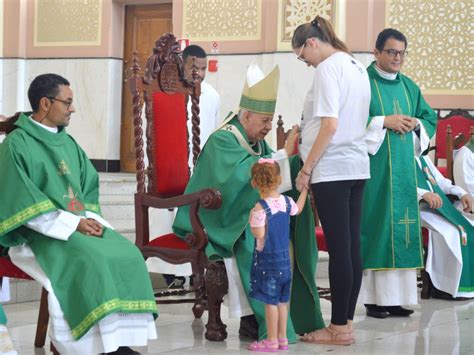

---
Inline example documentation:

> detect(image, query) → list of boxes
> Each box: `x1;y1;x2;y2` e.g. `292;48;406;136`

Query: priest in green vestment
416;154;473;299
359;29;437;319
0;74;157;354
173;64;325;342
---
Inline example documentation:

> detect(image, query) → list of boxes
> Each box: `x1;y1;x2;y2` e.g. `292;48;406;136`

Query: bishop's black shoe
104;346;141;355
431;287;469;301
365;304;389;319
385;306;414;317
239;314;259;339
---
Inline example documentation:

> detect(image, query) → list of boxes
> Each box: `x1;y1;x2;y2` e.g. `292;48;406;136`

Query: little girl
248;158;308;352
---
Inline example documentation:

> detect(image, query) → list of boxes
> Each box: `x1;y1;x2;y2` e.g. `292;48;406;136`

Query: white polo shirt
299;51;371;183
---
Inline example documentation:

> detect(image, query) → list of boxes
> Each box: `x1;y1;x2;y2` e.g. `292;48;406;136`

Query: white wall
0;52;374;159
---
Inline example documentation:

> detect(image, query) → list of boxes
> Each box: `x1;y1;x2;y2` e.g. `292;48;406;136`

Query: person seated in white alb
416;152;473;300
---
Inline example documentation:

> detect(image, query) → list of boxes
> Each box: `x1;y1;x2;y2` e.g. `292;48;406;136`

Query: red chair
432;109;474;180
128;33;228;341
0;113;50;351
276;116;328;252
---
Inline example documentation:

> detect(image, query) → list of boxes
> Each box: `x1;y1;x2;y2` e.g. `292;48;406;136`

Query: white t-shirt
186;80;220;153
299;51;371;183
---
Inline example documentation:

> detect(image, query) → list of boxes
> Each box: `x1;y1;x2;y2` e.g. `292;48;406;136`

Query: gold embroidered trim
0;200;55;234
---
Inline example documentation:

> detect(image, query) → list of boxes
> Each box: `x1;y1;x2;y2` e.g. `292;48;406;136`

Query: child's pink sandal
248;339;278;352
278;338;289;350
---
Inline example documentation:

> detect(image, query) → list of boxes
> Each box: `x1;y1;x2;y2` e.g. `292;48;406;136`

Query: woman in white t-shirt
292;16;371;345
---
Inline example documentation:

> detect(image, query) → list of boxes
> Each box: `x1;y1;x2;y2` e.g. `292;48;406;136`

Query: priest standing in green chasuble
173;63;325;341
0;74;157;355
359;28;437;319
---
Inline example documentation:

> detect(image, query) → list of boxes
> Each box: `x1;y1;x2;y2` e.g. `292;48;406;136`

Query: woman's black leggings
311;179;366;325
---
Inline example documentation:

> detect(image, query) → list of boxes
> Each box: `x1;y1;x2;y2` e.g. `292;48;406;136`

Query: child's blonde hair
251;159;281;195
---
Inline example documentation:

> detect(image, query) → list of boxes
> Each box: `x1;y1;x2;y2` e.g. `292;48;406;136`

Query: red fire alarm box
208;59;218;72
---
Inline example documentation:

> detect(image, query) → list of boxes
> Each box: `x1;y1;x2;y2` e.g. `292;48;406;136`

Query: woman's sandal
301;327;354;346
248;339;279;352
278;338;289;350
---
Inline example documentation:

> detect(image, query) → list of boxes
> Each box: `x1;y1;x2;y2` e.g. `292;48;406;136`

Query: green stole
0;113;157;339
173;114;325;341
361;63;437;270
0;305;6;325
417;157;474;292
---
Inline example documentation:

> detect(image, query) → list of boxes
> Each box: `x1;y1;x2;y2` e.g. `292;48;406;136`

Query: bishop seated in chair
173;63;325;342
0;74;157;355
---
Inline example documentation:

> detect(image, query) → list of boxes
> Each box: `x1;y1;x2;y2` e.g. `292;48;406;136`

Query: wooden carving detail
129;51;146;193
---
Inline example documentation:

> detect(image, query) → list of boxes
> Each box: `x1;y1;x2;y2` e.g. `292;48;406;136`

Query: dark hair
182;45;207;62
292;15;349;53
375;28;407;51
28;73;70;112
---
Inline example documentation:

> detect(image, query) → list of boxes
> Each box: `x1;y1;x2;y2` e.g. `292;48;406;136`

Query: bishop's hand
384;114;416;134
285;125;299;157
422;192;443;209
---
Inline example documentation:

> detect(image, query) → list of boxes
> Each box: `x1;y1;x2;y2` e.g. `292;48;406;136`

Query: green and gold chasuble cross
361;62;437;270
0;113;157;340
417;157;474;293
173;114;325;341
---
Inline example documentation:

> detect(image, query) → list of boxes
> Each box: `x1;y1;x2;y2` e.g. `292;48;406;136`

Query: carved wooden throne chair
128;33;228;341
0;113;50;351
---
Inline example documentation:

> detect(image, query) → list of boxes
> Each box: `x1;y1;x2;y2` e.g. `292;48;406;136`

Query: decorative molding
277;0;339;51
387;0;473;95
182;0;262;41
34;0;102;47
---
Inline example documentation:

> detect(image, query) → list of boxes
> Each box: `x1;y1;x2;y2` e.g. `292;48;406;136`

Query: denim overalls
249;196;292;305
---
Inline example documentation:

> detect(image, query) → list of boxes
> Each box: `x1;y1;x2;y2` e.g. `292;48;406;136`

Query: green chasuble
173;114;324;341
0;113;157;340
417;157;474;293
361;62;437;270
0;305;6;325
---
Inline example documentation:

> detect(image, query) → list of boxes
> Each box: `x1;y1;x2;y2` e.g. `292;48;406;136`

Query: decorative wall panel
182;0;262;41
277;0;336;51
387;0;473;94
34;0;102;47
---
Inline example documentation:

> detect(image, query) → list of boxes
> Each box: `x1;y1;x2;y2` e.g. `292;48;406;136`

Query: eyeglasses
48;97;73;110
381;49;408;58
297;43;308;63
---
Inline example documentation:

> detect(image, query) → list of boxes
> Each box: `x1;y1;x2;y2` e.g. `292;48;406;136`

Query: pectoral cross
398;208;416;247
393;99;406;141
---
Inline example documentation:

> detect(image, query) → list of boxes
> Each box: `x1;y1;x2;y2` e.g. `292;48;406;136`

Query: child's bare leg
265;304;279;342
277;303;288;340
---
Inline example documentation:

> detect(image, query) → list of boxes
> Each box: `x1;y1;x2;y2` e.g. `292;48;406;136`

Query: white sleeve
25;210;81;241
85;211;114;230
413;119;430;157
271;149;292;193
424;156;467;198
366;116;387;155
313;64;339;118
214;93;221;129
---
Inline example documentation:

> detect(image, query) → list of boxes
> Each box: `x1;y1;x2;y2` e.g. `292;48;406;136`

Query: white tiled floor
4;280;474;355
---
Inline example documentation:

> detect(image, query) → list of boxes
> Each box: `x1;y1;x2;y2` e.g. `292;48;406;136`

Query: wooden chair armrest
135;188;222;251
140;188;222;210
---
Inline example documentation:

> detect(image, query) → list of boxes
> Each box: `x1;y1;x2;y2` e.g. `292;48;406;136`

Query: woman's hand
296;169;311;192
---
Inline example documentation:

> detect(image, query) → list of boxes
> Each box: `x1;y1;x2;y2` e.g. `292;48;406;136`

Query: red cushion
0;257;32;279
315;226;328;252
437;166;448;178
422;227;430;247
148;233;190;250
153;92;190;196
435;115;473;160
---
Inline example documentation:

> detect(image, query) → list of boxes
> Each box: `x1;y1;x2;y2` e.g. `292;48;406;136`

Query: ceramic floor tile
3;282;474;354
